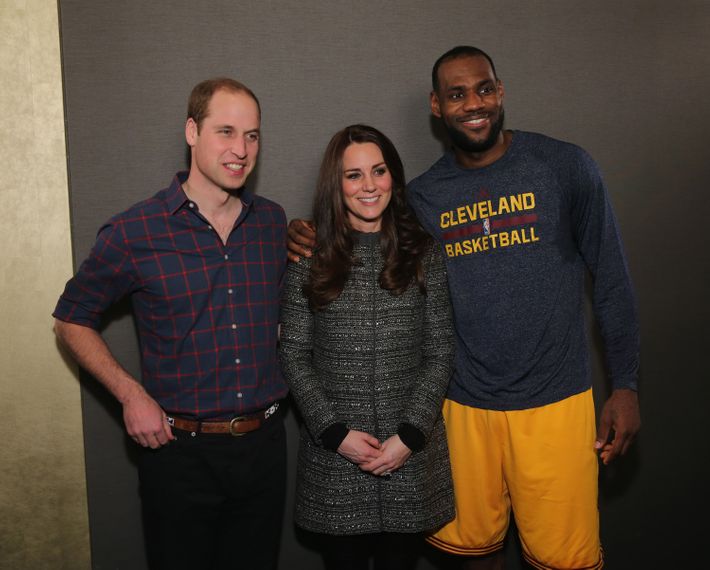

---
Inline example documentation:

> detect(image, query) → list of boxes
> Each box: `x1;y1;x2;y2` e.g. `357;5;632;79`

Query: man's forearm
53;319;145;404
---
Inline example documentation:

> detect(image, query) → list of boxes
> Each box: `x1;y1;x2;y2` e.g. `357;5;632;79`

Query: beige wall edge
0;0;90;568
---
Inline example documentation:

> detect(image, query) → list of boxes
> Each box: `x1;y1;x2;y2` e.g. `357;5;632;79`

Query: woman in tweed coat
279;125;455;570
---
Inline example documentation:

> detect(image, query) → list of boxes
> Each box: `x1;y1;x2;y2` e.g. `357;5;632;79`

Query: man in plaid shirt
54;78;288;570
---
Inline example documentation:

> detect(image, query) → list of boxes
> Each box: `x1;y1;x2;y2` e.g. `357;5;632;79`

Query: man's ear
497;79;505;101
430;91;442;118
185;118;198;146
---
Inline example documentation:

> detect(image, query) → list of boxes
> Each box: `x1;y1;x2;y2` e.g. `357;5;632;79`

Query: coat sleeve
399;244;455;439
279;258;343;443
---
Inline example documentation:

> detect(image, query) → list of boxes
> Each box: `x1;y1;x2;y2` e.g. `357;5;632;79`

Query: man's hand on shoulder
287;219;316;262
595;388;641;465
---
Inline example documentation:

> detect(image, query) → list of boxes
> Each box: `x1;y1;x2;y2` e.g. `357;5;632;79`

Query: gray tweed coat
279;232;455;535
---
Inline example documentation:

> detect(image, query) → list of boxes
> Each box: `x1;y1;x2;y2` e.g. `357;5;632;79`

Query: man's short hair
431;46;498;91
187;77;261;131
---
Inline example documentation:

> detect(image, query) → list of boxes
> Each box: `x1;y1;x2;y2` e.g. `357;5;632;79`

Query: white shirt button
235;358;241;364
237;392;243;398
231;323;237;329
224;254;229;260
228;289;233;294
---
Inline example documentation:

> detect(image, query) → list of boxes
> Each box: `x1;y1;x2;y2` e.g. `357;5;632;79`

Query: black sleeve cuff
320;423;349;451
397;423;426;452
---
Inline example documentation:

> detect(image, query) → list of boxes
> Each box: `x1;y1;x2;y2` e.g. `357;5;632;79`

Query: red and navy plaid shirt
54;172;288;420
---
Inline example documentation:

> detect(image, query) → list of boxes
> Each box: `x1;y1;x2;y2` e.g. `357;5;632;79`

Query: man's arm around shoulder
54;319;173;448
286;219;316;262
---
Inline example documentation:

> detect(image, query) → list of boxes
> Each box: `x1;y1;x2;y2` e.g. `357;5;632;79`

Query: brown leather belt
166;402;280;436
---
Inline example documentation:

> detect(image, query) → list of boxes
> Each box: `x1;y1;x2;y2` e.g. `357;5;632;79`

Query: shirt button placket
225;250;240;395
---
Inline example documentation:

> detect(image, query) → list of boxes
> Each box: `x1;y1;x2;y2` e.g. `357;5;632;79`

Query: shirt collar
165;171;190;214
164;171;255;215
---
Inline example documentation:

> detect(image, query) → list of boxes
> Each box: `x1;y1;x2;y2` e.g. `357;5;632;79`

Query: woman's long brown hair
304;124;431;310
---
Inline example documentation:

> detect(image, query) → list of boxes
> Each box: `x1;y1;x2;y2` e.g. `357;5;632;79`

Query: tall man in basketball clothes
54;78;288;570
287;47;640;570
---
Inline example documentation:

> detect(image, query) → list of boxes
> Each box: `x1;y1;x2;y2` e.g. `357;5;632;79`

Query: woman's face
341;142;393;233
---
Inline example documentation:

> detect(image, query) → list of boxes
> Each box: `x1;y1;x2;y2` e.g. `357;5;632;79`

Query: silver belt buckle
229;416;247;437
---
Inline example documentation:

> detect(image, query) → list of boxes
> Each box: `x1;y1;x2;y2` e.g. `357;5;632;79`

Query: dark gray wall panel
59;1;709;568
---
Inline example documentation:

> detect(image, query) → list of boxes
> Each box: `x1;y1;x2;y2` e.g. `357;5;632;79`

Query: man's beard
446;107;505;154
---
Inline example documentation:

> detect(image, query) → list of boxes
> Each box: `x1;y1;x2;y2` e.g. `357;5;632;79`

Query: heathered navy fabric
406;131;639;411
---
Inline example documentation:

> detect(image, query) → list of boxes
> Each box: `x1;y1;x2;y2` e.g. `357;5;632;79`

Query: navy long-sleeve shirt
406;131;639;411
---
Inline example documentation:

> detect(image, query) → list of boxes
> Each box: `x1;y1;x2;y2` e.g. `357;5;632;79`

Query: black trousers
321;532;422;570
138;415;287;570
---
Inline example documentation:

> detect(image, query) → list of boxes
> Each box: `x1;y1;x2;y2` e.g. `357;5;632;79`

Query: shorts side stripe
523;547;604;570
425;534;504;557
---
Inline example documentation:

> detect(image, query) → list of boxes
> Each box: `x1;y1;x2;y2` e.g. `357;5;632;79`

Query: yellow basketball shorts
427;389;603;570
